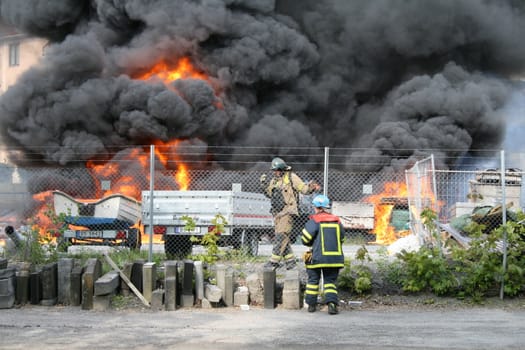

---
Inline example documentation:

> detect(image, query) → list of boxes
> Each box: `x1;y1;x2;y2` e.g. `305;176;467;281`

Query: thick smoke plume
1;0;524;172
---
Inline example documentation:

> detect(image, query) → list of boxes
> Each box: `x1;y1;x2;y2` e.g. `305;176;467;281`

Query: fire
153;140;191;191
135;56;224;110
25;58;215;247
365;182;409;245
86;149;151;199
31;190;61;243
137;57;208;83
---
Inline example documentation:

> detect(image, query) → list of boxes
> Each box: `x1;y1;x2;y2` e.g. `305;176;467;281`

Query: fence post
500;150;507;300
148;144;155;263
323;147;329;196
430;154;443;255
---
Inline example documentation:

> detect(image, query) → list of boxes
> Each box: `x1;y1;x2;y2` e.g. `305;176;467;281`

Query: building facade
0;22;47;93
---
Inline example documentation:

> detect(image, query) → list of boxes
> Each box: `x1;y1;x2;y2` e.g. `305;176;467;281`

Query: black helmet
271;157;291;171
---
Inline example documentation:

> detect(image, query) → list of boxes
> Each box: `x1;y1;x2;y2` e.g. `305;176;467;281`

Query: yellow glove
302;250;312;264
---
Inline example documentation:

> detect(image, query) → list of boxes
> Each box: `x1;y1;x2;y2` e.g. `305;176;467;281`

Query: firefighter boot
328;302;339;315
307;304;316;313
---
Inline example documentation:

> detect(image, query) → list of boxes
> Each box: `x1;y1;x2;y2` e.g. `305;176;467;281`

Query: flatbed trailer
141;189;274;256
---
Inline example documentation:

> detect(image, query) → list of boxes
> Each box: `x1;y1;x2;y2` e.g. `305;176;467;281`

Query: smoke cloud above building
0;0;524;171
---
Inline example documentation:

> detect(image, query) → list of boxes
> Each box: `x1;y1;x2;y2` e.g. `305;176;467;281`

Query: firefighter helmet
312;194;330;209
271;157;291;171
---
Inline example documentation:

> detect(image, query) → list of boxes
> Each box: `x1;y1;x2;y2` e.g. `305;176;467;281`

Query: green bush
336;245;373;295
397;246;458;296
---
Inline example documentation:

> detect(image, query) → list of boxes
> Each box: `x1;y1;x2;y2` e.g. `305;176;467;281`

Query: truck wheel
126;228;141;250
165;235;192;258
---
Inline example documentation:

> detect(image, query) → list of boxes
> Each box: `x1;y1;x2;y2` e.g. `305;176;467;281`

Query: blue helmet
312;194;330;208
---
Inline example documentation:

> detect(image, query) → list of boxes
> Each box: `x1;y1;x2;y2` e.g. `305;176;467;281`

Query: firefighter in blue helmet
301;194;345;314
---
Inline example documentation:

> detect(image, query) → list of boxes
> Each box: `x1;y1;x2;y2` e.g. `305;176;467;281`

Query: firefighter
301;194;345;315
260;157;320;270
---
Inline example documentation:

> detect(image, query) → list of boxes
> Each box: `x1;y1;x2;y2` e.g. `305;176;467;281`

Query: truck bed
141;190;274;235
331;201;375;231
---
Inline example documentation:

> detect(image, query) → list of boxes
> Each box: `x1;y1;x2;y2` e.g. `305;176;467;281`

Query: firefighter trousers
269;232;294;263
305;267;340;306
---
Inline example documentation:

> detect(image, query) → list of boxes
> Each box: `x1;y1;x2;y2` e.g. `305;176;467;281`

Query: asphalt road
1;305;524;350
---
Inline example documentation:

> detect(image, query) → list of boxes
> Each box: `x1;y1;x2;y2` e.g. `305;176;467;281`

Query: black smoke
0;0;524;172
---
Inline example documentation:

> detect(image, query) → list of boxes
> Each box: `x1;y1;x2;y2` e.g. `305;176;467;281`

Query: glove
302;250;312;264
260;174;267;183
308;181;321;193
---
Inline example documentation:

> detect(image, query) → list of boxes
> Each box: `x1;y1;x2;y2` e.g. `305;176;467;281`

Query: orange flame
135;56;224;109
365;182;408;245
86;149;150;199
137;57;208;83
31;190;60;242
153;140;191;191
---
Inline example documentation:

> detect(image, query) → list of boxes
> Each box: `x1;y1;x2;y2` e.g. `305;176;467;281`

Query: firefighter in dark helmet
301;194;345;315
260;157;320;270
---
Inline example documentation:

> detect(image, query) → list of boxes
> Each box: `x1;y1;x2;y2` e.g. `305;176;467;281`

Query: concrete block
182;260;193;295
15;269;29;305
70;266;83;306
180;260;194;307
41;262;58;306
215;264;226;299
82;258;102;310
194;261;204;301
164;277;177;311
0;267;15;309
93;294;112;312
120;263;133;297
263;267;276;309
57;258;74;305
30;270;41;305
131;260;145;293
181;294;194;307
201;298;212;309
151;289;164;311
142;262;156;303
223;267;234;307
95;271;120;296
284;269;300;291
282;290;301;309
204;283;222;303
234;286;249;306
246;273;264;305
164;260;178;279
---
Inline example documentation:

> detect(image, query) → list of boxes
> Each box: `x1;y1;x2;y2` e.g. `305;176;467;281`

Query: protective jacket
263;171;314;234
301;212;345;269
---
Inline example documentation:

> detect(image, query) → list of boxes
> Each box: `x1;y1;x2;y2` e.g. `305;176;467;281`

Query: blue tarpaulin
64;216;133;229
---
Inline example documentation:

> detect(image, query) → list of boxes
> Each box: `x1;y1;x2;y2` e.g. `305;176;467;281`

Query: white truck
141;186;274;256
52;190;142;249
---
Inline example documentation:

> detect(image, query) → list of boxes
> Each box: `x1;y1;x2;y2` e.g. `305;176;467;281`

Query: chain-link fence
0;148;524;265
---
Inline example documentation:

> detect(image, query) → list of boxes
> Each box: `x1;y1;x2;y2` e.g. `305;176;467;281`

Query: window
9;42;19;66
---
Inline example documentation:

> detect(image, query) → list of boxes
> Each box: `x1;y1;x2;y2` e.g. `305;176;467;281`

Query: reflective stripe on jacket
301;212;345;269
